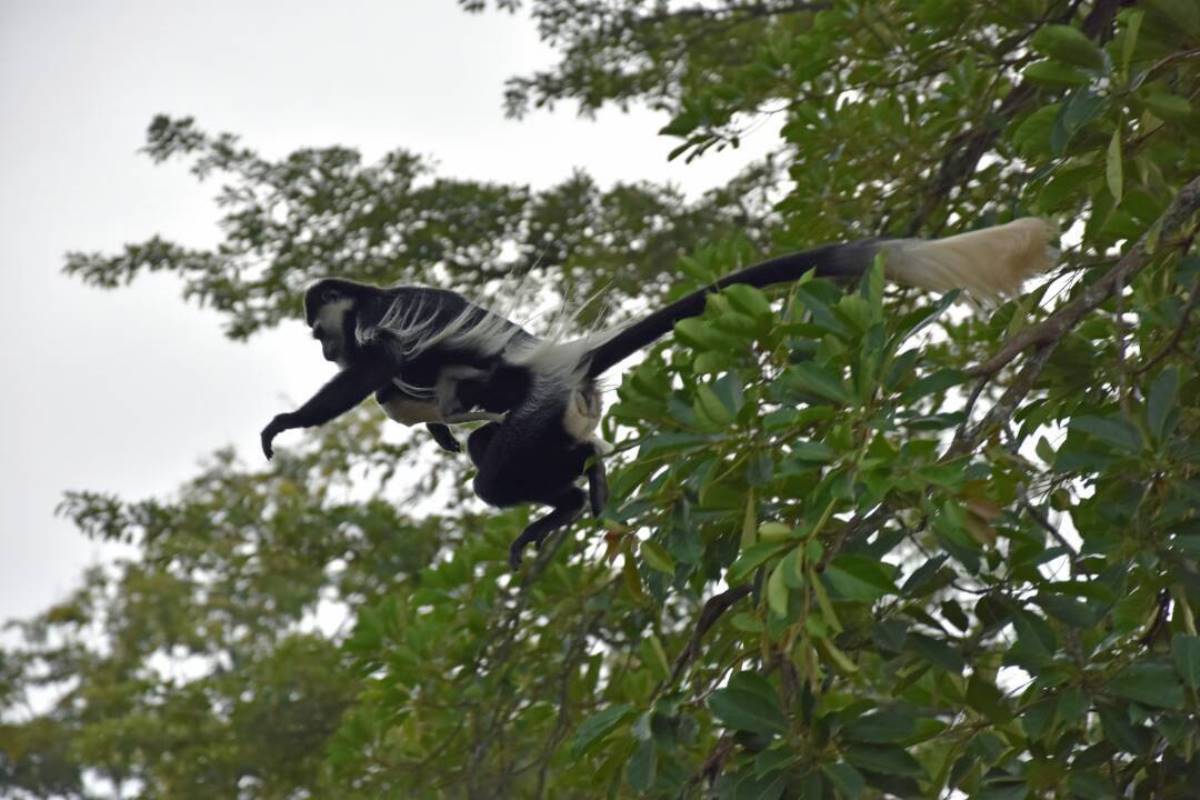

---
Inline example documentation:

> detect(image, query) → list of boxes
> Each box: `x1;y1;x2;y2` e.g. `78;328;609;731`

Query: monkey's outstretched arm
261;363;391;459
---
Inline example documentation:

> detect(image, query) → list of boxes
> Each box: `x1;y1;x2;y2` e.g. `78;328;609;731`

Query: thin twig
663;584;753;689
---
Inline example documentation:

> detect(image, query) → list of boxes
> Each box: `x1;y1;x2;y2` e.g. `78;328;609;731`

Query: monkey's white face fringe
881;217;1059;304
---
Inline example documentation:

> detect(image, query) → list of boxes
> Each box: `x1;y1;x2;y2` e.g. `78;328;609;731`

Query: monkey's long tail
584;217;1058;378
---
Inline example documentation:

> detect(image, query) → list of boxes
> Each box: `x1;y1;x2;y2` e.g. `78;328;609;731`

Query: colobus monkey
262;218;1058;567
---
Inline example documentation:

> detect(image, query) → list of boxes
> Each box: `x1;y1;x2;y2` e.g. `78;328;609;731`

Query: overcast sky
0;0;772;623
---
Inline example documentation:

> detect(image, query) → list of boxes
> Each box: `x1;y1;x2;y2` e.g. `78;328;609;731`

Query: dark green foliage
5;1;1200;797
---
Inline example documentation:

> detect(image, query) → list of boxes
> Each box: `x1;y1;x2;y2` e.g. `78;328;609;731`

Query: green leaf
1036;162;1097;212
1121;10;1143;71
1031;24;1106;70
675;317;726;351
1146;0;1200;35
821;763;865;799
1107;663;1185;709
708;688;789;736
1146;366;1179;442
1058;686;1089;724
695;351;733;374
570;703;635;756
966;673;1013;723
794;284;853;338
727;671;779;699
790;440;836;462
787;362;854;405
724;283;774;319
861;257;885;310
843;711;916;744
694;383;735;428
1052;90;1106;155
1013;104;1062;158
638;432;715;457
894;290;958;341
1035;593;1100;628
729;541;787;584
810;567;844;634
899;369;966;404
1172;535;1200;557
753;746;798;779
1021;697;1057;740
640;541;676;575
941;599;969;632
907;632;965;673
1069;414;1142;452
823;556;898;602
1007;610;1057;669
1023;60;1090;87
842;744;926;778
1142;92;1194;122
627;737;657;792
767;562;790;617
1106;129;1122;205
1171;634;1200;689
1099;704;1150;753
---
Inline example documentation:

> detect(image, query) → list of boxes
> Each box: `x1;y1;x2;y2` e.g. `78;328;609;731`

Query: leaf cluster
5;1;1200;798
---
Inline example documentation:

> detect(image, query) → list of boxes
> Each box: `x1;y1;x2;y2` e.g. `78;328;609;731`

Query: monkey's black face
310;297;355;366
313;324;341;363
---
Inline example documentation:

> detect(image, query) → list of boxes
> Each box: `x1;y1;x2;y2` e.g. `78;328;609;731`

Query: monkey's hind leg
509;487;586;570
586;457;608;519
426;422;462;453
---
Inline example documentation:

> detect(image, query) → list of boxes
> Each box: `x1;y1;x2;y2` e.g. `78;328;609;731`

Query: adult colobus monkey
261;218;1058;567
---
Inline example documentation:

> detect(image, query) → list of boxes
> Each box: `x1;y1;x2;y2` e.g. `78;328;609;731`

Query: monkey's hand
586;460;608;518
426;423;461;453
260;413;295;460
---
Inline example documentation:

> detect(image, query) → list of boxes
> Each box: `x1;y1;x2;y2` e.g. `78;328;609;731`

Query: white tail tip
882;217;1060;303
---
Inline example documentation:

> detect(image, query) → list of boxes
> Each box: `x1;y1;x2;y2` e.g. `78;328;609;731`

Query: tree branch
665;585;753;687
949;173;1200;453
969;174;1200;380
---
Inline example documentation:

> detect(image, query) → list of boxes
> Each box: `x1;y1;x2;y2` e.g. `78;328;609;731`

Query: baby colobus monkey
262;218;1058;567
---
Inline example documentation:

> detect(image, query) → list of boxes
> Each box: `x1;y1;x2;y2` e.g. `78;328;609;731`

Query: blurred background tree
4;1;1200;797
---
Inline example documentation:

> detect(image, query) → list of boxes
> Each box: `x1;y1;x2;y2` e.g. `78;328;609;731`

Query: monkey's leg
426;423;461;453
435;364;491;420
585;456;608;518
443;410;508;424
466;422;502;469
509;487;586;570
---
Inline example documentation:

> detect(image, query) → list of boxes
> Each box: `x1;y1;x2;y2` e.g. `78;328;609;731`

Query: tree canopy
5;1;1200;798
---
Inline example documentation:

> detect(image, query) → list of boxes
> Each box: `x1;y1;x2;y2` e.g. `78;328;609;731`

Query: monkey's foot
507;488;587;570
586;460;608;518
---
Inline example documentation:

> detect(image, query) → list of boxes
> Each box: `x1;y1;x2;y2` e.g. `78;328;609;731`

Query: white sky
0;0;772;623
